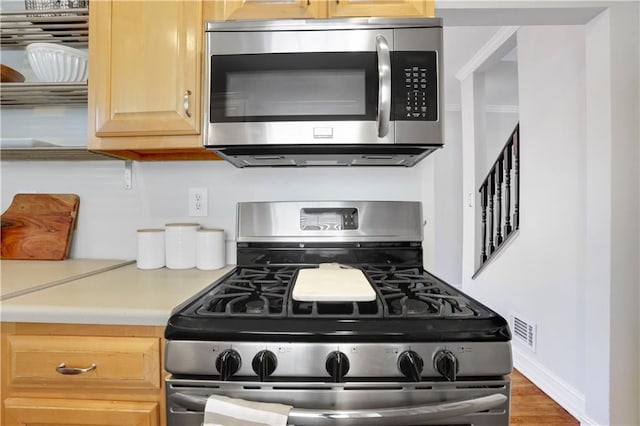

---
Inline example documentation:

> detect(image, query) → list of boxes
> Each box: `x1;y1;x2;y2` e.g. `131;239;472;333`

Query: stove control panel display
300;207;358;231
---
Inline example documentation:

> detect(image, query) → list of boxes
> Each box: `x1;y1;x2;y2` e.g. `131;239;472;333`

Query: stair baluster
488;170;496;254
504;142;513;236
496;154;504;246
480;183;488;263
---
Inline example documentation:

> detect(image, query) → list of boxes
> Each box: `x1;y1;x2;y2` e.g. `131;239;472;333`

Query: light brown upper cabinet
204;0;434;21
88;0;218;160
204;0;327;21
328;0;434;18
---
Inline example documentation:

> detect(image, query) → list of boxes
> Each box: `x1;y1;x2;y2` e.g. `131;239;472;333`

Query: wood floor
510;369;579;425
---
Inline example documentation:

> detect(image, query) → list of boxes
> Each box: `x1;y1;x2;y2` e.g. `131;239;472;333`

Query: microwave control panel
392;51;438;121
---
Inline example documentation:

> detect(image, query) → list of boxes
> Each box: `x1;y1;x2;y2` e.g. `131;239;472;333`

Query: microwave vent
214;146;439;168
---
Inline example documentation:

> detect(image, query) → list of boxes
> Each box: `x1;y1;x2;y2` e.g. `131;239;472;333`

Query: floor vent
510;313;536;352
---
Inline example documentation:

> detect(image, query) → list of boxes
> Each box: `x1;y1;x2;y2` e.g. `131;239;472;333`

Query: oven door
167;377;510;426
203;29;394;146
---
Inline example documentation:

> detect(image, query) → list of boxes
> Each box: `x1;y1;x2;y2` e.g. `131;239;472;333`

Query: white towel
204;395;292;426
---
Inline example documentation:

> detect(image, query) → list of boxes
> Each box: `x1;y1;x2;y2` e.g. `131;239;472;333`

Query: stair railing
478;124;520;270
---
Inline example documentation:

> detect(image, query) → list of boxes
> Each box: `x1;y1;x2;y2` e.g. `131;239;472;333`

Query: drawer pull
56;363;97;375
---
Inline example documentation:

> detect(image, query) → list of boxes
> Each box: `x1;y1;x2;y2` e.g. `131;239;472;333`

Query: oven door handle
169;392;507;425
375;34;391;139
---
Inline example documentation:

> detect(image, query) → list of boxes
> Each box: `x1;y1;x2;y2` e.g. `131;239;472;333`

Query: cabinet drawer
4;397;159;426
7;335;160;390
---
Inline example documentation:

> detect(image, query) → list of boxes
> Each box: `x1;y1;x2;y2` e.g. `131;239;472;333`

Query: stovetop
165;202;510;343
189;265;480;319
165;263;510;343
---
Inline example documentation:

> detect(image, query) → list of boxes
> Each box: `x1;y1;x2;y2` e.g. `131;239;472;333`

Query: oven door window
210;52;377;123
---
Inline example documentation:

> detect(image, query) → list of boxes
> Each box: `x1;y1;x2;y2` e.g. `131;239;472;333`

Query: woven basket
25;0;88;10
24;0;88;21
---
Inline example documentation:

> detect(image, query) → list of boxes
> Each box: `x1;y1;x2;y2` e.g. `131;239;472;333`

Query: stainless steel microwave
203;18;443;167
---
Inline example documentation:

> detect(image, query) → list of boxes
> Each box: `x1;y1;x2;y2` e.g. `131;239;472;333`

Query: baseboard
512;346;595;425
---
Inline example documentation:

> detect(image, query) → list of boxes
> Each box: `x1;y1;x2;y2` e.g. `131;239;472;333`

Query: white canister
136;229;165;270
196;228;225;270
165;223;200;269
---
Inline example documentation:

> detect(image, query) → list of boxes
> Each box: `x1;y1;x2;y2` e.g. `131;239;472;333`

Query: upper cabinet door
328;0;434;18
90;1;201;137
204;0;327;20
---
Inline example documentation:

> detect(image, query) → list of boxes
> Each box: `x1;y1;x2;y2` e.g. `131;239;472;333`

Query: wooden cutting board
1;194;80;260
292;263;376;302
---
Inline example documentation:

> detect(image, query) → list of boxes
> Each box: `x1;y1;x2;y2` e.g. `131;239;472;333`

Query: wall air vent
510;313;537;352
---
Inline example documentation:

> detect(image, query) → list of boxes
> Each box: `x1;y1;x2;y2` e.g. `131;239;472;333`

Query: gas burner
391;298;432;315
245;299;265;314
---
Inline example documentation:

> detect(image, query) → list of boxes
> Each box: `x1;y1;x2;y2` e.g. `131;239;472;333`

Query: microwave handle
376;35;391;139
169;392;506;425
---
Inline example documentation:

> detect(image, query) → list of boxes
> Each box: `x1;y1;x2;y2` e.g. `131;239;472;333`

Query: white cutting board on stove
292;263;376;302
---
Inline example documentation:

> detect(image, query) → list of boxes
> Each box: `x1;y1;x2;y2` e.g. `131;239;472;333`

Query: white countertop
0;263;235;326
0;259;133;300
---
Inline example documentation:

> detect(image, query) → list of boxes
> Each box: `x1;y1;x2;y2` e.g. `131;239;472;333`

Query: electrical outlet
188;187;208;217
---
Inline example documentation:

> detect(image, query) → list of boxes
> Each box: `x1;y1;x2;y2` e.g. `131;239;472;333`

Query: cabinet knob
56;363;97;375
184;90;192;118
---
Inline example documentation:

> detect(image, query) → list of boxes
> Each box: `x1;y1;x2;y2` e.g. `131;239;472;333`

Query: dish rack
1;3;88;106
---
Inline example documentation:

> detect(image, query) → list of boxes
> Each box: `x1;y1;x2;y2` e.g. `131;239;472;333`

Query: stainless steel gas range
165;201;512;426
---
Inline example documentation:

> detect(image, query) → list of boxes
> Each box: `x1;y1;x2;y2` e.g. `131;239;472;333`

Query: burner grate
194;266;297;317
289;298;383;318
190;265;479;319
363;265;478;318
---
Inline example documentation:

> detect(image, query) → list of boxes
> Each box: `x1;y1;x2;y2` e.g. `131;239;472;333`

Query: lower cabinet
1;323;165;426
4;398;158;426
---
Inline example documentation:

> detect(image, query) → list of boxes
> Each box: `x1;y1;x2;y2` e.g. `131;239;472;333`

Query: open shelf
1;82;87;106
0;8;88;47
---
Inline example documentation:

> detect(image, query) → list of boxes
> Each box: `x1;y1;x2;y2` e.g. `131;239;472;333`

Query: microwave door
210;53;376;122
204;29;395;146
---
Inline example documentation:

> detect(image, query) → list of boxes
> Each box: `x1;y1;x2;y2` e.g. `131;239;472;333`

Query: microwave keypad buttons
392;51;438;121
404;67;428;118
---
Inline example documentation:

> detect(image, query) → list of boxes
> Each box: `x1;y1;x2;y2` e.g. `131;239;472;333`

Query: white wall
434;110;463;285
458;5;640;423
483;60;519;172
462;23;587;406
0;160;438;268
484;111;518;171
437;26;504;286
599;4;640;423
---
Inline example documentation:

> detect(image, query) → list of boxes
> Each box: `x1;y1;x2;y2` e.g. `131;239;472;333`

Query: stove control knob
434;349;459;382
325;351;350;382
398;350;424;382
252;350;277;381
215;349;241;381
